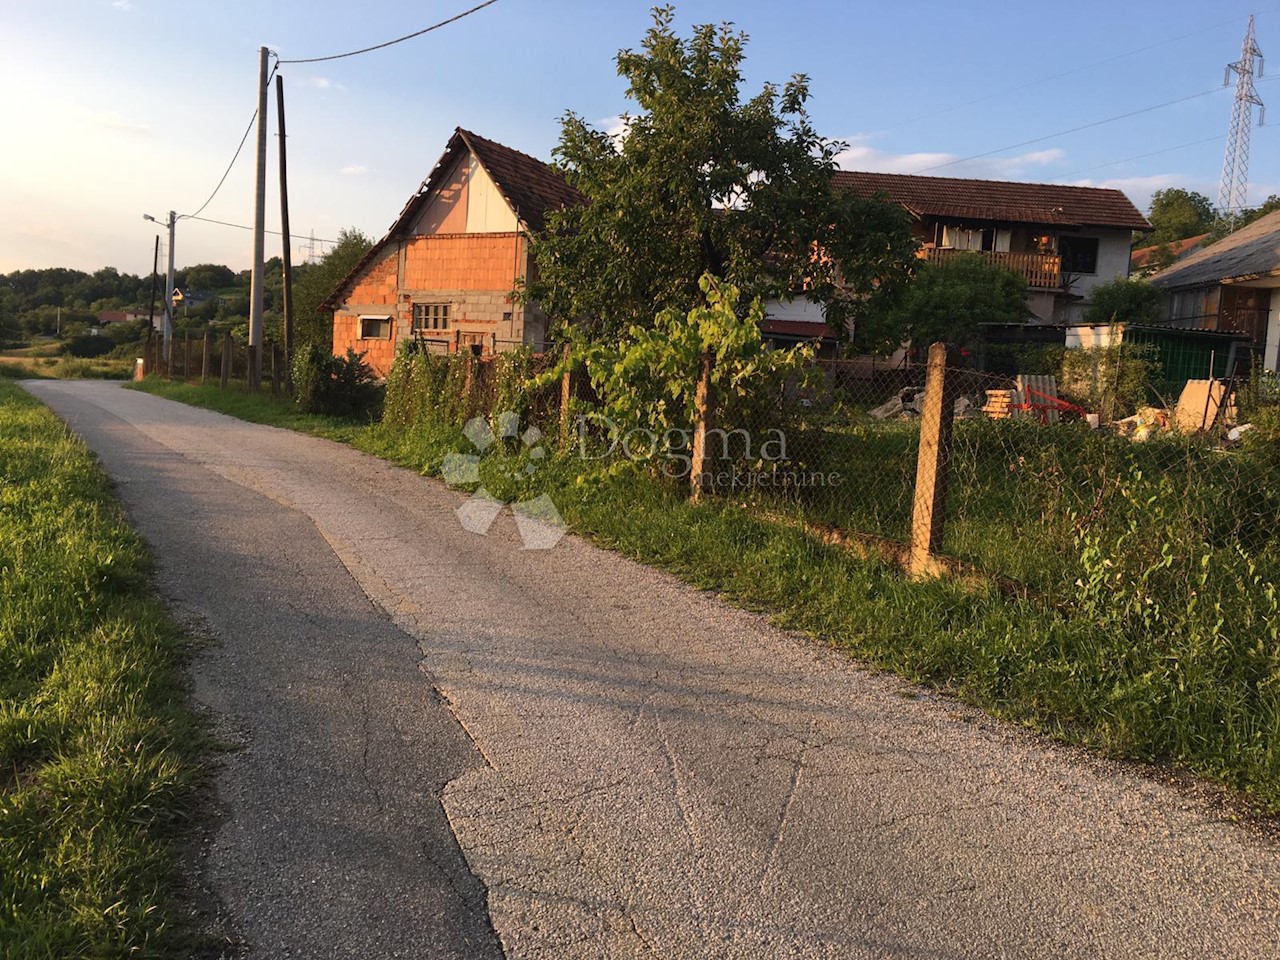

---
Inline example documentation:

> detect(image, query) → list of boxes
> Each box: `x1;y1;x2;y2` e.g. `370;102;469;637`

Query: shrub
61;334;115;358
1083;277;1163;327
291;345;380;418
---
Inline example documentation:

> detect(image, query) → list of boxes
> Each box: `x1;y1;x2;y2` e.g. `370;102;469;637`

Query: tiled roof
458;129;581;232
1150;210;1280;290
1129;232;1210;270
832;171;1150;231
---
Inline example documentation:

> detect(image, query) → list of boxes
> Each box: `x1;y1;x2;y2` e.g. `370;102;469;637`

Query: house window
412;303;450;332
1058;236;1099;275
359;315;393;340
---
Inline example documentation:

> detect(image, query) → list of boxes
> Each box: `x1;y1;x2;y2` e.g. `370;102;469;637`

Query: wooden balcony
922;248;1062;289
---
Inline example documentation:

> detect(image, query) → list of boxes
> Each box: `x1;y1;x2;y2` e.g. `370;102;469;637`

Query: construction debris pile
870;374;1252;442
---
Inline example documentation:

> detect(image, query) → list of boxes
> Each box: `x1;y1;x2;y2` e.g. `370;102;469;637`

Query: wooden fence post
689;348;716;503
220;332;232;389
558;341;573;451
183;335;191;380
202;331;213;383
909;342;958;578
271;343;282;396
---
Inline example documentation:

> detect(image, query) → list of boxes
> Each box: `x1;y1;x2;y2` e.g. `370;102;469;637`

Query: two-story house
763;172;1148;348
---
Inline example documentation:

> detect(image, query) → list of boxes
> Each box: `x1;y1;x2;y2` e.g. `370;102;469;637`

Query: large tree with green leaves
1139;188;1216;247
527;6;916;341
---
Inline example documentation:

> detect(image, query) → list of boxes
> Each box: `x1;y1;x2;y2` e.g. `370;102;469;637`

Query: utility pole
164;210;175;361
276;73;295;381
247;45;270;392
146;235;159;343
1218;15;1265;229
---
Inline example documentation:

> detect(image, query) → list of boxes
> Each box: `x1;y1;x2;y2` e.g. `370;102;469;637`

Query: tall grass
131;377;1280;811
0;381;203;957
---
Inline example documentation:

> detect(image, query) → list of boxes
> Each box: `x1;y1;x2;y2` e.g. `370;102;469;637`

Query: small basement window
412;303;450;332
359;315;393;340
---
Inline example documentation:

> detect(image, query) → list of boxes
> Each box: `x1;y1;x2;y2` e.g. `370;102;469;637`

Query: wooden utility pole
909;343;958;578
276;73;295;386
247;46;270;392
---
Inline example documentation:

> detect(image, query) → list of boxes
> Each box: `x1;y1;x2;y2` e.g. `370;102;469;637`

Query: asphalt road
23;380;1280;960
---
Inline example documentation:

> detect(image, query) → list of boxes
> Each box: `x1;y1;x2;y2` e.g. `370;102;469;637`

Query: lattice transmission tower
1218;15;1265;224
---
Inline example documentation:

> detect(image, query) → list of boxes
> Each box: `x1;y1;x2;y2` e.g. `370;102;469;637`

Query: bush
61;334;115;358
1083;277;1163;326
291;345;380;418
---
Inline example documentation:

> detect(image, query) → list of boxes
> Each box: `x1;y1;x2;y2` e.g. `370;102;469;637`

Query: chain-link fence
379;337;1280;606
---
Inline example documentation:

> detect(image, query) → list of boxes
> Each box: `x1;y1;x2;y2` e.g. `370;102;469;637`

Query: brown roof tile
832;170;1149;231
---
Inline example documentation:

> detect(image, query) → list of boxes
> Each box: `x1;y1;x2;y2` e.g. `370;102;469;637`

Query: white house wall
762;298;827;324
1265;289;1280;371
465;158;518;233
410;153;518;236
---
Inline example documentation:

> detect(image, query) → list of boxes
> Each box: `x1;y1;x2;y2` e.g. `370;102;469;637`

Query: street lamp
143;211;176;361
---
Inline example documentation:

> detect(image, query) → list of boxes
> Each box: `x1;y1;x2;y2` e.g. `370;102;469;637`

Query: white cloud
835;134;1065;180
597;114;631;147
92;111;151;135
111;0;132;10
307;76;345;92
339;165;370;176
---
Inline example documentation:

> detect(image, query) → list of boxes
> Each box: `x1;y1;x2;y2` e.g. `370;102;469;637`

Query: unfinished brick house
324;128;580;376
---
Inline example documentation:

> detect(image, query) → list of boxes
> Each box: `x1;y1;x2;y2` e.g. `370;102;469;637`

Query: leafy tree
868;253;1028;350
1139;188;1216;247
1083;277;1163;327
292;228;374;351
182;263;237;291
527;6;917;341
1208;193;1280;240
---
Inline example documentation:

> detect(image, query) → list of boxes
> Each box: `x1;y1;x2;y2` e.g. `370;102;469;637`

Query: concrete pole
247;45;270;392
163;211;176;361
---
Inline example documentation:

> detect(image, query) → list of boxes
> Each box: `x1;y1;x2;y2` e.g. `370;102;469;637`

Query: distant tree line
0;228;372;350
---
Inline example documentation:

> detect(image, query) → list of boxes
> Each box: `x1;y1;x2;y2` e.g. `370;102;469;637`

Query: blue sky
1;1;1275;276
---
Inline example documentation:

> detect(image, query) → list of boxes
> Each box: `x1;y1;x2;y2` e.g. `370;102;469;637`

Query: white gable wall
410;152;518;236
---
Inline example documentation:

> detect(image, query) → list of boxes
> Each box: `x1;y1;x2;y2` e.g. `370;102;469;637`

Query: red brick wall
332;233;525;378
402;234;520;290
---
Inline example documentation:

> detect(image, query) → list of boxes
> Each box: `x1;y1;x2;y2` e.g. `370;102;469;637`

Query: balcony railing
922;248;1062;289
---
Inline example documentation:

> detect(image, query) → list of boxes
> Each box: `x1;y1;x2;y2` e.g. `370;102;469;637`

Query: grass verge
0;380;204;957
129;378;1280;813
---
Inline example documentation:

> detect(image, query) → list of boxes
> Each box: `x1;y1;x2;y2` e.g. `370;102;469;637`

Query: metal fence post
909;342;957;578
690;348;716;503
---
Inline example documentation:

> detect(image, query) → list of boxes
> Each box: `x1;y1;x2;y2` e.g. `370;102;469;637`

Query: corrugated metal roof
832;171;1149;230
1149;210;1280;290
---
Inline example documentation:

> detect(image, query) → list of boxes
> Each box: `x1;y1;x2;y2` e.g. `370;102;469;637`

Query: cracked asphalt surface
23;380;1280;959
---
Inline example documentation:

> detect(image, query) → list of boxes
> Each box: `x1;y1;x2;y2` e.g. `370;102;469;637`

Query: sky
1;0;1276;278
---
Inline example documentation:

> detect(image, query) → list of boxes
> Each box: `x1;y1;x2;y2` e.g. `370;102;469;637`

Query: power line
182;63;279;221
277;0;500;64
881;14;1256;133
913;86;1225;175
1050;134;1227;181
185;214;341;245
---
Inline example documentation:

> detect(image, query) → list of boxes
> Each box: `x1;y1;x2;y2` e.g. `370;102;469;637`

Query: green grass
129;378;371;443
0;381;204;957
126;378;1280;813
